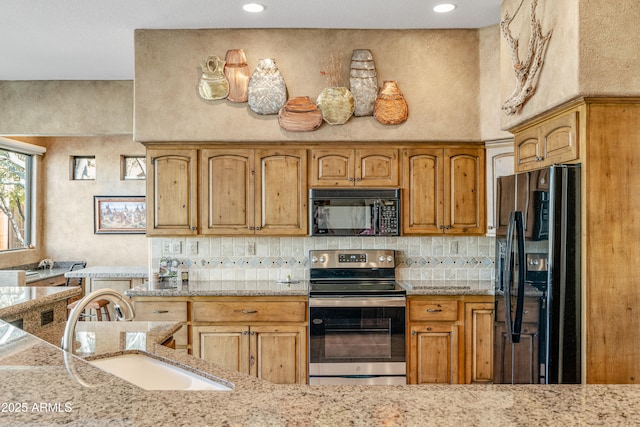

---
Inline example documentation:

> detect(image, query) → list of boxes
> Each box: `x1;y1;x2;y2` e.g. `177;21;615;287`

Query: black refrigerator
494;165;581;384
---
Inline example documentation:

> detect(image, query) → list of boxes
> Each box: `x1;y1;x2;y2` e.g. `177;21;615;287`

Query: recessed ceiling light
433;3;456;13
243;3;265;13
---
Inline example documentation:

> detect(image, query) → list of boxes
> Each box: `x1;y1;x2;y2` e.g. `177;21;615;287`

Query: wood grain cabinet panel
310;148;399;187
146;148;198;236
403;147;485;235
464;302;494;384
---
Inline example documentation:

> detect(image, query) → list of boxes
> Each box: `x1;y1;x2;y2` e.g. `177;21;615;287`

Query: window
0;138;44;252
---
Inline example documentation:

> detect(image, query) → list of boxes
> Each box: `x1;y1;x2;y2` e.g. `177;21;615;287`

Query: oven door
308;296;406;383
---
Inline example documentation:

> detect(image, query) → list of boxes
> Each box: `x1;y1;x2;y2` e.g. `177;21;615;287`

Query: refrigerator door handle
511;211;526;344
503;212;515;341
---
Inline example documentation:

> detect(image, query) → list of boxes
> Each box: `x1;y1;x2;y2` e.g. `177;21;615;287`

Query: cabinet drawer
134;301;187;321
28;276;66;287
495;299;540;324
410;300;458;321
193;301;306;323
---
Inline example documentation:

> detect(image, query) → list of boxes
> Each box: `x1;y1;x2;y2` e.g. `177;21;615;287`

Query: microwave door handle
511;211;526;344
373;201;380;234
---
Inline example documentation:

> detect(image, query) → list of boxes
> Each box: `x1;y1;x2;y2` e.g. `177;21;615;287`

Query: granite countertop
24;267;70;284
0;286;82;319
0;318;639;426
65;266;148;279
126;279;493;297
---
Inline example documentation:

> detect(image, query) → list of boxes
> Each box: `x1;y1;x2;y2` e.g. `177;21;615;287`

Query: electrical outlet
170;242;182;254
450;241;459;255
188;241;198;256
163;242;171;254
247;242;256;256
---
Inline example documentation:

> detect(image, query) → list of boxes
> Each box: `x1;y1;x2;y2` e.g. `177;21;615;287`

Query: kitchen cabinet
493;299;540;384
28;275;66;287
485;140;514;236
146;148;198;236
200;148;307;235
464;302;494;384
191;298;308;384
133;300;189;353
514;106;581;172
407;299;460;384
310;148;400;187
407;295;494;385
402;147;485;235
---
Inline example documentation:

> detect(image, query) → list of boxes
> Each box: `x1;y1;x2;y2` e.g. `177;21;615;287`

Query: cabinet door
485;141;514;236
514;126;542;172
255;149;307;235
201;149;254;235
134;300;189;350
355;148;400;187
193;325;250;375
409;323;459;384
540;110;578;165
402;148;443;234
146;149;198;236
464;303;494;384
444;148;485;234
310;148;354;186
250;325;307;384
493;323;539;384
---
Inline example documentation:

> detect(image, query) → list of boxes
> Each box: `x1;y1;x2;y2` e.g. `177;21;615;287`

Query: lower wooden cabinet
133;300;189;353
407;295;494;384
192;324;307;384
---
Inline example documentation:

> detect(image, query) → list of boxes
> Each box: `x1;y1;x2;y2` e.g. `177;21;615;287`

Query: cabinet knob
243;331;248;335
348;177;355;182
439;225;445;230
355;177;361;182
255;227;261;231
412;331;417;336
190;226;196;231
248;226;254;230
445;225;451;230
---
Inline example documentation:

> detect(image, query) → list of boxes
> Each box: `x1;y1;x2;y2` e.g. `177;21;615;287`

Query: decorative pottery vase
373;80;408;125
248;58;288;115
349;49;378;117
223;49;250;103
316;87;355;125
278;96;323;132
198;56;229;101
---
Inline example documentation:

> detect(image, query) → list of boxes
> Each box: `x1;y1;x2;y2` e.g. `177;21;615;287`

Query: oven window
324;318;391;359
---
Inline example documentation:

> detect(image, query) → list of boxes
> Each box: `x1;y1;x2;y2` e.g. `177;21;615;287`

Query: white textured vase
349;49;378;117
247;58;288;115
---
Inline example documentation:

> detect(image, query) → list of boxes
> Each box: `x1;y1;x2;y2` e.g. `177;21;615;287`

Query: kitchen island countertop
64;265;148;279
0;316;638;426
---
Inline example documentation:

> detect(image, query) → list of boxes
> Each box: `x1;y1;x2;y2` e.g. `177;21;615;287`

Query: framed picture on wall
94;196;146;234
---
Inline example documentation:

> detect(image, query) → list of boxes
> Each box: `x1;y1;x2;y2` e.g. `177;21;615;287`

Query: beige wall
500;0;640;129
38;135;147;267
0;81;133;135
134;28;496;142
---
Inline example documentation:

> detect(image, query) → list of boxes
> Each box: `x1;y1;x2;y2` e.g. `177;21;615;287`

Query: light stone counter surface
0;286;81;319
64;265;148;279
0;317;639;426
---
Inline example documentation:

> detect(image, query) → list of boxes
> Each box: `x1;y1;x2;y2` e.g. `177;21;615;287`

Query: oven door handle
309;296;406;308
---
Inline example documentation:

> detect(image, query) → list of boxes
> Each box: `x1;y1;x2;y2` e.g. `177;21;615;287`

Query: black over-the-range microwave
309;188;400;237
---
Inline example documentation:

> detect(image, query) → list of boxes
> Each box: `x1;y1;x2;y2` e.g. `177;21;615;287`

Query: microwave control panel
378;202;399;234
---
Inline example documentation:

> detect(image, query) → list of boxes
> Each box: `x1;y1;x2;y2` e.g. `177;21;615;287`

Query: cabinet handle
255;227;261;231
243;331;248;335
250;355;255;367
355;177;361;182
426;309;443;313
248;226;254;230
348;177;355;182
445;225;451;230
412;331;417;336
439;225;445;230
153;310;169;314
241;309;258;314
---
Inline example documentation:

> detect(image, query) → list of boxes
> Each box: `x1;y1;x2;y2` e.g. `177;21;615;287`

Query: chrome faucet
61;288;135;353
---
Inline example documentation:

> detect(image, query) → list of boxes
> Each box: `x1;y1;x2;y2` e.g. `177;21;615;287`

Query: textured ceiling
0;0;501;80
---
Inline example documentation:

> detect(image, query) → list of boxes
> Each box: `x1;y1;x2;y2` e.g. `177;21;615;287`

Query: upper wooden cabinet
402;147;485;235
146;148;198;236
485;140;514;236
201;148;307;235
514;107;581;172
310;148;400;187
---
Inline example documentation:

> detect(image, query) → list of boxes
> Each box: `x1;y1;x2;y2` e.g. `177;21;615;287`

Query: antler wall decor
501;0;552;115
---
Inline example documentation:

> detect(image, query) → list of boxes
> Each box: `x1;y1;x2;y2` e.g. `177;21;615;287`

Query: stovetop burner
309;249;405;296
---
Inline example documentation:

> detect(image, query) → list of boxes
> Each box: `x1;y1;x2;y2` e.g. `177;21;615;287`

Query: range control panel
310;249;396;269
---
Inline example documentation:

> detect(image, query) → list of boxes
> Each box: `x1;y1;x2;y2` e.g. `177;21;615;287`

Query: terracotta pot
224;49;250;103
278;96;323;132
248;59;288;115
374;80;408;125
316;87;354;125
198;56;229;101
349;49;378;117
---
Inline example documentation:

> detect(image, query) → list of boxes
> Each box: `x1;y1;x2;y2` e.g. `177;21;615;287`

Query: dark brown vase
278;96;323;132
